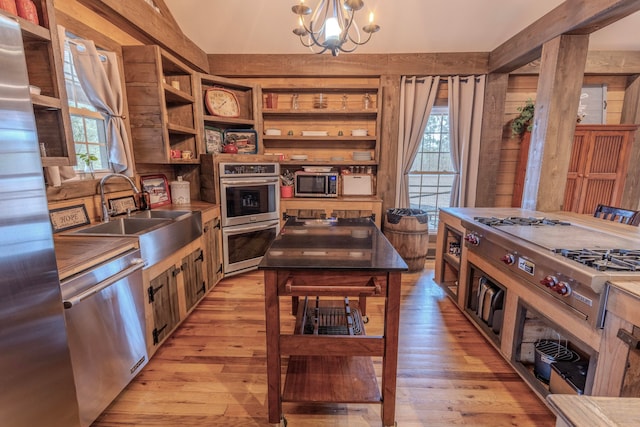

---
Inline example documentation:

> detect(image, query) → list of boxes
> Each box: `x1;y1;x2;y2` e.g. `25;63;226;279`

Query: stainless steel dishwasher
60;248;147;427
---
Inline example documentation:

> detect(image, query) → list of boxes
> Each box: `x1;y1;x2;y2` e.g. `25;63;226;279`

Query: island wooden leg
264;270;282;424
381;271;402;426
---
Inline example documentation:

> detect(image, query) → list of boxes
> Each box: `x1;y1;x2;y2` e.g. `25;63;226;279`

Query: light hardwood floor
93;262;556;426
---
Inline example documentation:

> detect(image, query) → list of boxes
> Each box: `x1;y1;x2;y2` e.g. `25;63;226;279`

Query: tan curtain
69;38;133;176
395;76;440;207
448;75;486;207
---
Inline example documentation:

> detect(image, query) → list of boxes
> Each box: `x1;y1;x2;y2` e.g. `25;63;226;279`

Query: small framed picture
109;195;138;215
49;204;90;233
204;126;224;153
224;129;258;154
140;174;171;208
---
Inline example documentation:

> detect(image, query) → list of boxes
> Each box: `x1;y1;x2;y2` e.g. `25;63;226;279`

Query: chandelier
291;0;380;56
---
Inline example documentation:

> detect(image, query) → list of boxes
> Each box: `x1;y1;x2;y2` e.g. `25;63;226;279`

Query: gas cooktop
556;249;640;272
474;216;570;227
472;216;640;273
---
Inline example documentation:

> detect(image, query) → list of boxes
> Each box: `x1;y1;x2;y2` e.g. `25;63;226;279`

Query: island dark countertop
258;217;408;271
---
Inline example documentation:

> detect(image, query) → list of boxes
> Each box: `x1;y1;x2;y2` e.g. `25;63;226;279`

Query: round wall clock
205;87;240;118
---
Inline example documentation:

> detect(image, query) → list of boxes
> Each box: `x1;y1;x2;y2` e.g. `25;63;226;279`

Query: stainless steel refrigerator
0;15;81;427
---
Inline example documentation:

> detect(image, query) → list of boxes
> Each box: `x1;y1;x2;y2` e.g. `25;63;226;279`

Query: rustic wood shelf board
283;355;381;403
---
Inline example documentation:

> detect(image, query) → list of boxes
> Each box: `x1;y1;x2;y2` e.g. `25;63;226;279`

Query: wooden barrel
383;209;429;271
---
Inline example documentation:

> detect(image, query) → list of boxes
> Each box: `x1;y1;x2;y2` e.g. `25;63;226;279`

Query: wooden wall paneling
475;73;508;207
522;35;589;212
513;51;640;75
620;75;640;210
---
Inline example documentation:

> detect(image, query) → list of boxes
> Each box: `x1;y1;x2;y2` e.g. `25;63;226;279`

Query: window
63;38;109;174
408;106;454;231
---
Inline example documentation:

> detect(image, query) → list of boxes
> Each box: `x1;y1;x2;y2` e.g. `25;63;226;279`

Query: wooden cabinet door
203;218;223;289
564;126;634;214
148;265;180;345
182;248;205;311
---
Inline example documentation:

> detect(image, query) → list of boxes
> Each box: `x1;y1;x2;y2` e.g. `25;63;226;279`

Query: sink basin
71;218;171;235
67;211;203;268
129;210;193;220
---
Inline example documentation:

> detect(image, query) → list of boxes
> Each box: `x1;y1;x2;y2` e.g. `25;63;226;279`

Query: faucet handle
139;191;151;210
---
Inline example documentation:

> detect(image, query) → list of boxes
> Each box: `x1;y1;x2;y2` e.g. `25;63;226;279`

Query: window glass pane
409;108;452;230
64;35;110;174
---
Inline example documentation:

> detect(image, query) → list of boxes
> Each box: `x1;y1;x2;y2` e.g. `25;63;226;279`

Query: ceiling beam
489;0;640;74
76;0;209;73
208;53;489;77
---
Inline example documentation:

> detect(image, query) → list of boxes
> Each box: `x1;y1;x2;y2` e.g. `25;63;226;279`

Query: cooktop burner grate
474;216;571;227
556;248;640;272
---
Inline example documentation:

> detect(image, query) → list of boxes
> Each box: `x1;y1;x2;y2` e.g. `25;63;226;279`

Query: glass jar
362;93;372;110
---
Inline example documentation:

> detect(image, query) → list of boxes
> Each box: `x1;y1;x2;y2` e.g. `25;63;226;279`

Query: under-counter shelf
443;252;460;269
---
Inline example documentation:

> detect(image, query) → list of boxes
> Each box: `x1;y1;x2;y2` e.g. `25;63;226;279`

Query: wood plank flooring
93;262;556;426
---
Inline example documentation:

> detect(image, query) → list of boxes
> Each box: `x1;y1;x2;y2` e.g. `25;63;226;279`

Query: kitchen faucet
99;173;140;222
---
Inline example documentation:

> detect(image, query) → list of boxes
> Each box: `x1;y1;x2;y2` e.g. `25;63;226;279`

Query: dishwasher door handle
63;259;145;309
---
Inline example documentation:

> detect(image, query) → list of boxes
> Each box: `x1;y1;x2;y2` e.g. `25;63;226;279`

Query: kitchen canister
15;0;39;25
0;0;17;15
170;176;190;205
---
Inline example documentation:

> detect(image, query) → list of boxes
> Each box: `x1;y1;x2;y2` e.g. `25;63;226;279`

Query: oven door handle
221;178;279;185
225;223;278;234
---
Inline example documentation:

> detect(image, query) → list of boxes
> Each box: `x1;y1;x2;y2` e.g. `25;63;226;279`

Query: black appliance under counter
259;218;407;271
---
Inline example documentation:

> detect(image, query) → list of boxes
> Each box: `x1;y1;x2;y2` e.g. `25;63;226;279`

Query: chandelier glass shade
292;0;380;56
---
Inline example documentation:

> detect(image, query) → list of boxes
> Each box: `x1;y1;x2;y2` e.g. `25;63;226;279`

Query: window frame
407;105;454;232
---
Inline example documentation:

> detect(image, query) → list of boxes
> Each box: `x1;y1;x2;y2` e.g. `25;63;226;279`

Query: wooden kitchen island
258;217;408;426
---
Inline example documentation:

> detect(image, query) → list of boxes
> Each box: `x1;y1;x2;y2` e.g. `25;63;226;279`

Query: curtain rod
410;76;483;84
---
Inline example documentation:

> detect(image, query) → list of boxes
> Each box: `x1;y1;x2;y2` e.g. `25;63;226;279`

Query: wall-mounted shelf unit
2;0;75;167
260;84;381;166
122;44;199;165
195;73;258;155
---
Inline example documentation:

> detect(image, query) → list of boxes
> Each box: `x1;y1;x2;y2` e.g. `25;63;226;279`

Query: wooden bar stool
593;204;640;226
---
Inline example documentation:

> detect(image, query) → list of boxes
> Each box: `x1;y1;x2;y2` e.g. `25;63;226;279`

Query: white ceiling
164;0;640;55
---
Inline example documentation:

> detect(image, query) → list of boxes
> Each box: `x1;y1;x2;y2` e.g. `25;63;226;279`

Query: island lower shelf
283;356;381;403
282;298;381;403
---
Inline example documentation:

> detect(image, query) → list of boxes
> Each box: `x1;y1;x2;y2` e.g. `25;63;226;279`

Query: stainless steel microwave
294;171;338;197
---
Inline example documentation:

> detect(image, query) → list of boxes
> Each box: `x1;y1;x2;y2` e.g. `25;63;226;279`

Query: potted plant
511;99;535;137
77;152;98;179
280;169;294;198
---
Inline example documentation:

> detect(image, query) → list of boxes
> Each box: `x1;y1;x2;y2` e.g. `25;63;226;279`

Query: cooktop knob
551;281;572;296
500;254;515;265
464;232;480;246
540;275;558;288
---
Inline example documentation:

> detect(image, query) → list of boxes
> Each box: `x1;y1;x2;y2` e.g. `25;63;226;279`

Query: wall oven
223;219;280;275
219;162;281;275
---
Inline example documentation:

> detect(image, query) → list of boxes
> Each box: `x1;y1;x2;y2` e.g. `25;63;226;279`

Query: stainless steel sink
71;218;172;235
67;211;203;268
128;210;193;220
